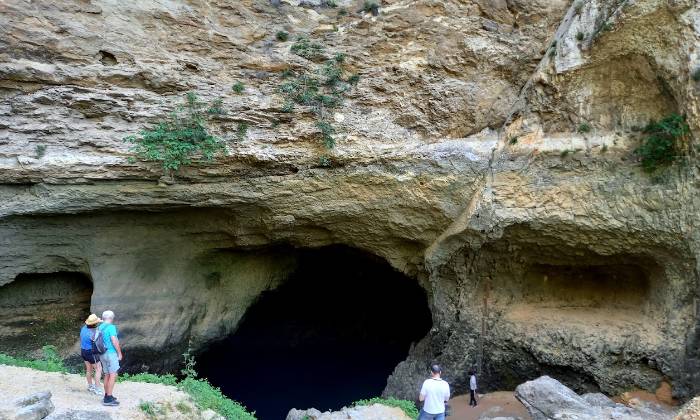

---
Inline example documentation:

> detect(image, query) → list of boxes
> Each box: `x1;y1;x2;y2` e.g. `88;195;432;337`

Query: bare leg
84;361;93;386
104;373;115;396
94;362;103;388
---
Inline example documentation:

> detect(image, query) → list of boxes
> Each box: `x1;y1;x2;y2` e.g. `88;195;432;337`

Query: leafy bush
362;1;380;14
0;345;67;373
354;397;419;418
124;92;226;176
576;31;585;41
577;122;591;133
291;36;325;61
236;122;249;140
35;144;47;159
139;400;162;418
635;113;690;173
119;372;178;386
278;47;356;149
179;377;256;420
232;82;245;94
508;135;518;145
275;31;289;42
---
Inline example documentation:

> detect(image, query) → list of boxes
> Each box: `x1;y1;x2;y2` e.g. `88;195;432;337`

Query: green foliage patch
232;82;245;94
119;372;178;386
0;345;66;373
635;113;690;173
279;46;357;150
275;31;289;42
291;36;325;61
353;397;419;418
124;92;227;176
577;122;591;134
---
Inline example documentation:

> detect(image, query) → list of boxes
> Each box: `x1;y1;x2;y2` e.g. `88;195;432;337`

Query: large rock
515;376;676;420
1;391;55;420
286;403;411;420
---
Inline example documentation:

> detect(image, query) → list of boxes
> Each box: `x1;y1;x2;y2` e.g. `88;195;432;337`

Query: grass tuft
354;397;419;418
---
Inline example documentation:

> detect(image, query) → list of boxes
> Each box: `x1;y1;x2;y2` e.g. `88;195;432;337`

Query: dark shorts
81;349;99;364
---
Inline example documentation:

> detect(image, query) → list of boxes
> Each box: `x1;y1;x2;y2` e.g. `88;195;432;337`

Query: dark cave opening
0;271;93;356
197;246;432;420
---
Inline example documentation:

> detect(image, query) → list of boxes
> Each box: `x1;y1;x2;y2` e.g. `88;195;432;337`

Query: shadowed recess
197;246;432;420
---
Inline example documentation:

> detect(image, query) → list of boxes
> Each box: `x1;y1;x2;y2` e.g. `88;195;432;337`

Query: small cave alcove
0;271;93;356
197;246;432;420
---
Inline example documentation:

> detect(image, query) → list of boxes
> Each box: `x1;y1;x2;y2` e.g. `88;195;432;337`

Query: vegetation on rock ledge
124;92;227;177
281;41;358;150
635;113;690;173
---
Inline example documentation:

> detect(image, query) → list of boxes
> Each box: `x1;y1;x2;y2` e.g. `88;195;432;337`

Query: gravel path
0;365;198;419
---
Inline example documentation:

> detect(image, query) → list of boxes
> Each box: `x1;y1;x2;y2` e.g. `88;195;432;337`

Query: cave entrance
197;246;432;420
0;272;93;356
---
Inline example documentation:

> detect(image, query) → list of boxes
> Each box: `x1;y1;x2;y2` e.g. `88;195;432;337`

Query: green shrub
207;98;225;115
362;1;380;14
577;122;591;133
278;43;357;150
176;401;193;414
560;149;570;158
291;36;325;61
275;31;289;42
508;136;518;145
318;155;332;167
35;144;47;159
124;92;226;176
232;82;245;94
354;397;419;418
139;401;161;418
576;31;585;41
179;377;256;420
119;372;178;386
635;113;690;173
236;122;249;140
0;345;67;373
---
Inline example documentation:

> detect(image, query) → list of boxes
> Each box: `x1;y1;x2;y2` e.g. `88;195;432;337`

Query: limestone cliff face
0;0;699;402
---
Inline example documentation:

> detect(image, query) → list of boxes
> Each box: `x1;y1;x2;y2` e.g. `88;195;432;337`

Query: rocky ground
0;365;205;420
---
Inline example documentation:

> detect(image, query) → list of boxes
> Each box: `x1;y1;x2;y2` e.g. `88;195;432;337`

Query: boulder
514;376;593;419
676;397;700;420
515;376;676;420
286;404;411;419
5;391;54;420
45;411;112;420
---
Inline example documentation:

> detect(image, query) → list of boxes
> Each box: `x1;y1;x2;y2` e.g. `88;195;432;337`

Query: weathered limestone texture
0;0;698;402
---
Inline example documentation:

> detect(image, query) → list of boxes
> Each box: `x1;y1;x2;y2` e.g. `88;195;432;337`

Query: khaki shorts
99;352;120;374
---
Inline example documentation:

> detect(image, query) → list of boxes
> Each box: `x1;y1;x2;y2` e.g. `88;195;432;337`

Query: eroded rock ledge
0;0;699;403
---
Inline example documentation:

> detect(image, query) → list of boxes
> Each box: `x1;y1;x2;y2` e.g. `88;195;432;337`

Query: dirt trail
0;365;196;419
448;392;531;419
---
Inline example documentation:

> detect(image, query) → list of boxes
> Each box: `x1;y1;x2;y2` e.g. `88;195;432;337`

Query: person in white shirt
418;364;450;420
469;369;478;407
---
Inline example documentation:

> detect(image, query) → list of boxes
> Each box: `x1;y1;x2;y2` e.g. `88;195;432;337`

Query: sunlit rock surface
0;0;699;402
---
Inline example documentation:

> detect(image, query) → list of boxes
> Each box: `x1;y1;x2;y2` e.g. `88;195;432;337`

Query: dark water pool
197;246;432;419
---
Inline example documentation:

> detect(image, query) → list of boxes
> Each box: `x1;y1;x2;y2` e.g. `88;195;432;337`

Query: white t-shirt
420;378;450;414
470;375;477;391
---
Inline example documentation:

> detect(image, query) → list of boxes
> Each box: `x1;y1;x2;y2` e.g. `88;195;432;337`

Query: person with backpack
418;364;450;420
79;314;103;395
94;310;123;406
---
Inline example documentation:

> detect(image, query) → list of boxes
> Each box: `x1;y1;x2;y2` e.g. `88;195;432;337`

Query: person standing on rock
469;369;478;407
418;364;451;420
98;310;122;407
80;314;103;395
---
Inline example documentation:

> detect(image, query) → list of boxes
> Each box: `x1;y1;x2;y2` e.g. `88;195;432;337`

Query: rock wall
0;0;699;402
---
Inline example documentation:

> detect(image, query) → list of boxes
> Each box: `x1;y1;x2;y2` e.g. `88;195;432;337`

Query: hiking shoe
87;385;95;393
102;396;119;406
91;387;103;395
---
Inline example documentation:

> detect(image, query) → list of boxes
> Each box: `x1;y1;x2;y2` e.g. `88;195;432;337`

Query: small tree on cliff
124;92;227;178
